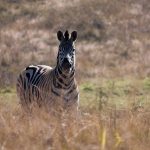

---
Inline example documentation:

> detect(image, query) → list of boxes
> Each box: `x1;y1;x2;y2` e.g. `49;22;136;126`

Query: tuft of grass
143;78;150;90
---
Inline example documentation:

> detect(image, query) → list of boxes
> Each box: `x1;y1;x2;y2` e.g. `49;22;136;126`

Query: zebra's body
16;31;79;112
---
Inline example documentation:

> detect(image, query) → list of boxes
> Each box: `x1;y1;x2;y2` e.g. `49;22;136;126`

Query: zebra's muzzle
61;58;72;72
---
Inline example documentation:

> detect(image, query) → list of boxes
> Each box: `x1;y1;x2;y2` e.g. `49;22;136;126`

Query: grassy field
0;0;150;149
0;78;150;150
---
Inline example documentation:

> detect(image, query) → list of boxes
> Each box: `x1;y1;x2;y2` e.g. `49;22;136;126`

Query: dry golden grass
0;96;150;150
0;78;150;150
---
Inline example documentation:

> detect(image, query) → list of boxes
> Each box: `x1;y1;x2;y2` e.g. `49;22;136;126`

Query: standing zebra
16;30;79;112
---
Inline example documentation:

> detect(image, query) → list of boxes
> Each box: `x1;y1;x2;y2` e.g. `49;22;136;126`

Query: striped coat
16;31;79;112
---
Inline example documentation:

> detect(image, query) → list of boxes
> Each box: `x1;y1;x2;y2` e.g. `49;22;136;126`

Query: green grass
0;87;17;106
80;78;150;111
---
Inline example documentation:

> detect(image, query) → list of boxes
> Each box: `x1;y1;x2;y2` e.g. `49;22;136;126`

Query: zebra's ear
57;31;64;41
71;31;77;42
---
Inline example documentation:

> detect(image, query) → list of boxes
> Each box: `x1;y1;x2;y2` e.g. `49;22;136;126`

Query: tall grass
0;78;150;150
0;95;149;150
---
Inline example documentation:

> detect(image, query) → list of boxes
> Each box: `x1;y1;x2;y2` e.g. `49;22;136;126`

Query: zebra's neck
53;66;75;89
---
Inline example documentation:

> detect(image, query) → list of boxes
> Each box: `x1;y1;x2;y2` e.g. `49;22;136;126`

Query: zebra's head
57;30;77;75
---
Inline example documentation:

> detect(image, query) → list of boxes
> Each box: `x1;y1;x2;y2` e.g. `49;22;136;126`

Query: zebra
16;30;79;113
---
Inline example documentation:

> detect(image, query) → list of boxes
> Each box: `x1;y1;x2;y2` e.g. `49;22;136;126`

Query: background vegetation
0;0;150;149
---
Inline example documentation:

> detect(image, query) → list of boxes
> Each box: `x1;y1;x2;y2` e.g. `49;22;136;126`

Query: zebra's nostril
63;58;69;64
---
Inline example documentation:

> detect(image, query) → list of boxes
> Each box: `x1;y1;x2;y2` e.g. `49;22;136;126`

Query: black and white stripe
16;31;79;111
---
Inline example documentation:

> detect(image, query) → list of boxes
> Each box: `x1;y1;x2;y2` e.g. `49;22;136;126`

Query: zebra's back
16;65;54;108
